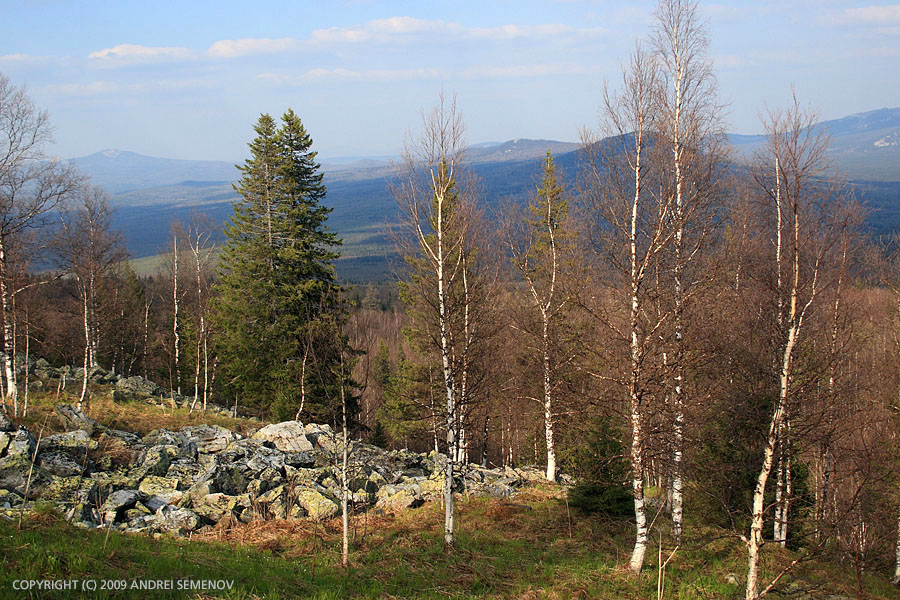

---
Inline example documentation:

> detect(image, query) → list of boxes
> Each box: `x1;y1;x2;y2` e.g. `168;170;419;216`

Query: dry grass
14;383;263;438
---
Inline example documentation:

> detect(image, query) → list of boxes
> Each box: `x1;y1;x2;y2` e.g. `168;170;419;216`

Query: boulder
40;477;99;522
190;492;249;523
38;451;86;477
0;431;10;456
0;453;51;497
115;375;163;397
0;488;22;508
8;428;36;459
43;430;98;457
0;411;14;433
56;405;99;435
375;485;423;513
181;425;239;454
251;421;314;452
294;487;339;521
99;489;141;523
138;476;182;504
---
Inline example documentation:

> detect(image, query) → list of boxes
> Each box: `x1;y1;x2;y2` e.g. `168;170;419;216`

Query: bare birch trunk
172;233;180;397
892;512;900;585
0;238;17;411
78;285;90;410
340;349;350;568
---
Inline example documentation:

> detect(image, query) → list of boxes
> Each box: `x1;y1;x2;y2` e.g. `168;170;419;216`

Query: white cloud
207;37;299;58
843;5;900;24
258;67;445;85
45;79;211;97
88;44;193;63
258;62;597;85
309;17;606;45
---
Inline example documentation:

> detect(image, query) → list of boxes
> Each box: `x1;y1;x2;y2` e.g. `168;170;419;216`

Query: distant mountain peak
101;148;122;159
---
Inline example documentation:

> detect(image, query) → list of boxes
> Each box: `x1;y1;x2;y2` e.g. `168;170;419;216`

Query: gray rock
100;489;141;523
152;504;201;533
0;411;14;433
375;484;423;513
8;428;36;459
38;451;86;477
0;488;22;508
181;424;239;454
0;453;51;497
294;487;339;521
251;421;314;452
138;476;182;505
43;430;98;456
56;405;99;435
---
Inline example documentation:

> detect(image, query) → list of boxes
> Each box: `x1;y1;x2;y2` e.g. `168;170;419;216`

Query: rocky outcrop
0;404;546;537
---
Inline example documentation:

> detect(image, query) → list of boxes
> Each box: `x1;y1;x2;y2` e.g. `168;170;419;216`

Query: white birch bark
172;233;180;396
0;238;17;410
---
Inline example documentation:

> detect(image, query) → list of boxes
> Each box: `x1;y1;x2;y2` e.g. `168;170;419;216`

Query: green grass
1;489;897;599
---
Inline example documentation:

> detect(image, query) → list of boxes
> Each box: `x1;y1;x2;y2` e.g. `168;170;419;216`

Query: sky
1;0;899;162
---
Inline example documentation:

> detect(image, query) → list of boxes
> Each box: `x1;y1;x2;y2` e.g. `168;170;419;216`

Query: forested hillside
3;1;900;598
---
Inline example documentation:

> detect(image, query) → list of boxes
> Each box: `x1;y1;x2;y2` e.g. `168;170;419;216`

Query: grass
13;384;262;439
3;384;899;598
1;487;897;599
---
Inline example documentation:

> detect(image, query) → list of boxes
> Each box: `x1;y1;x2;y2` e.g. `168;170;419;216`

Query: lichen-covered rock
0;453;51;497
100;489;141;522
181;425;239;454
143;429;198;459
303;424;336;452
8;428;36;459
0;410;14;433
165;459;203;490
38;451;86;477
375;485;423;513
43;430;98;456
251;421;314;453
56;405;99;435
115;375;163;397
0;488;22;508
138;476;182;504
294;487;339;521
190;492;249;523
0;431;10;456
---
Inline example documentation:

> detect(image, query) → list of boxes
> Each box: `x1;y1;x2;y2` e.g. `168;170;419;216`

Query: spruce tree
212;110;345;421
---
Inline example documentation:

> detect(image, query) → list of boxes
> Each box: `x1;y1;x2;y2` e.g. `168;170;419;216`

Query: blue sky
2;0;899;161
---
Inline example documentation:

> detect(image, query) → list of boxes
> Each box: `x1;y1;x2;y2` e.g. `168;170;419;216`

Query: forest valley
2;2;900;599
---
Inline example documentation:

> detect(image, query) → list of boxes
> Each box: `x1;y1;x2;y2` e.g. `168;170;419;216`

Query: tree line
2;1;900;596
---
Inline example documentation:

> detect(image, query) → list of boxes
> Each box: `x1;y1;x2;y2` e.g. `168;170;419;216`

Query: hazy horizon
3;0;899;162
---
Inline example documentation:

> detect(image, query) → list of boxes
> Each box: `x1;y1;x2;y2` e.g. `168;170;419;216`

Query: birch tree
393;94;474;547
0;73;80;408
651;0;725;542
744;95;849;600
506;151;576;481
582;44;673;574
54;186;125;409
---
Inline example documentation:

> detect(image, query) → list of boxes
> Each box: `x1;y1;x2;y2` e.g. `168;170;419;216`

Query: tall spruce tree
212;110;344;421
